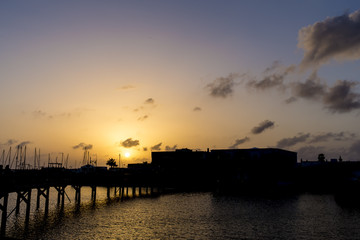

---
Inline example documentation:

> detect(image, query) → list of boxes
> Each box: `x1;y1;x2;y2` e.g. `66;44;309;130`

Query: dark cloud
206;73;239;98
143;147;148;151
309;132;356;143
285;96;297;104
121;138;140;148
349;140;360;161
291;71;326;100
165;145;177;151
138;115;149;121
229;137;250;149
151;142;162;151
247;64;295;91
144;98;155;104
193;107;202;112
17;141;31;148
276;133;310;148
73;143;93;150
251;120;275;134
323;80;360;113
298;9;360;69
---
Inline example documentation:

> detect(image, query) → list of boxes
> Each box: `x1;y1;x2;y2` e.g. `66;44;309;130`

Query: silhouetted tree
106;158;117;168
318;153;325;162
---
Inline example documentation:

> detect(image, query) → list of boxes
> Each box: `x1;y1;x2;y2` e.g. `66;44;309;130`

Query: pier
0;167;159;237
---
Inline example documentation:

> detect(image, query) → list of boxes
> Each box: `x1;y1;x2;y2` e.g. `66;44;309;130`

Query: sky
1;0;360;167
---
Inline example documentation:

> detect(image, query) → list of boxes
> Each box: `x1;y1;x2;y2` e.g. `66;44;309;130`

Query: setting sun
124;152;131;158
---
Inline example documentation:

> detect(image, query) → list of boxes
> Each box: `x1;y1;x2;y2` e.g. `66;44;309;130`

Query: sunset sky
1;0;360;167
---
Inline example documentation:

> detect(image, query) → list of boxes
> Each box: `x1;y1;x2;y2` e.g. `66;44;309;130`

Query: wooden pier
0;167;159;237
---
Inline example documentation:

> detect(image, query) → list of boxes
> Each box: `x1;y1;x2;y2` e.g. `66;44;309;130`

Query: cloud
73;143;93;150
285;96;297;104
349;140;360;161
138;115;149;121
33;110;47;118
165;145;177;151
119;85;135;90
309;132;356;143
323;80;360;113
276;133;310;148
229;137;250;148
17;141;31;148
206;73;239;98
251;120;275;134
298;9;360;69
1;139;17;146
144;98;155;104
143;147;148;151
291;71;326;100
151;142;162;151
247;63;295;91
193;107;202;112
121;138;140;148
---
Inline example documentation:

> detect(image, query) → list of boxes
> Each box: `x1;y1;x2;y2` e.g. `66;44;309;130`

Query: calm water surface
4;188;360;239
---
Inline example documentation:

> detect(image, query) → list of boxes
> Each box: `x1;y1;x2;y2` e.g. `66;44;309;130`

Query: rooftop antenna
34;148;36;169
37;149;41;169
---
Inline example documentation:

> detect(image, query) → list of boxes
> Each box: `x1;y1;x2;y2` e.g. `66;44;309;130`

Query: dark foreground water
4;188;360;239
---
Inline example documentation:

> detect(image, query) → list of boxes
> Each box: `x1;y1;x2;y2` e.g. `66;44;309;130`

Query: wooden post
15;192;21;214
44;188;49;215
25;189;32;222
55;186;66;207
74;186;81;205
36;189;41;209
0;193;9;237
37;187;49;210
91;186;96;201
107;187;110;199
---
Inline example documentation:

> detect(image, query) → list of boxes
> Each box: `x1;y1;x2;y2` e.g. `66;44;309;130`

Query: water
4;188;360;239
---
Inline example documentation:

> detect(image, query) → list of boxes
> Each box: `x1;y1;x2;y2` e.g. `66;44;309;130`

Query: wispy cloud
276;133;310;148
119;85;135;90
1;139;18;146
137;115;149;121
165;145;177;151
247;63;295;91
309;132;356;143
298;9;360;69
193;107;202;112
73;143;93;150
229;137;250;148
121;138;140;148
251;120;275;134
206;73;239;98
151;142;162;151
144;98;155;104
